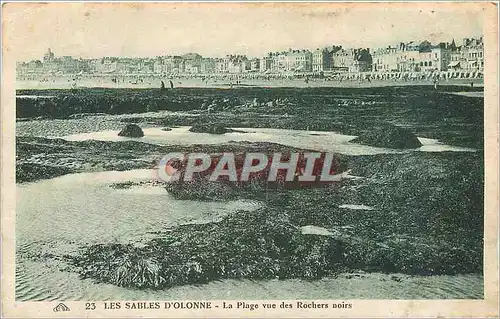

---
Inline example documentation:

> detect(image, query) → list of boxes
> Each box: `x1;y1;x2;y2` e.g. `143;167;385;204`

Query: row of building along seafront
16;37;484;80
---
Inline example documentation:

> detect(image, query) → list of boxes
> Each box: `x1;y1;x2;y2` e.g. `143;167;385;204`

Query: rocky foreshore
16;85;484;291
16;137;316;183
67;148;483;289
16;86;484;149
16;135;482;288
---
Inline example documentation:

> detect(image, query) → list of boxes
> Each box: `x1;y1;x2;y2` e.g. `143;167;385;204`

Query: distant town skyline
5;2;486;61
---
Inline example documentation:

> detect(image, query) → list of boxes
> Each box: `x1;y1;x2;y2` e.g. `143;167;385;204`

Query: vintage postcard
1;2;499;318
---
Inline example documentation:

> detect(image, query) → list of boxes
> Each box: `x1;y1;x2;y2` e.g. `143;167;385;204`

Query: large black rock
351;124;422;149
118;124;144;138
188;123;232;134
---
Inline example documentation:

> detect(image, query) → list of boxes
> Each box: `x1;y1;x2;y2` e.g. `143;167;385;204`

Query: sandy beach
16;76;484;90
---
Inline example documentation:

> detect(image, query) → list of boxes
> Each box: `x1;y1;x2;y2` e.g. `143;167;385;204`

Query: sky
3;2;487;61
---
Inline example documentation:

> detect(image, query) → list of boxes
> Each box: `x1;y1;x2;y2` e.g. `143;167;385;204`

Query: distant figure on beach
169;80;174;89
433;78;438;90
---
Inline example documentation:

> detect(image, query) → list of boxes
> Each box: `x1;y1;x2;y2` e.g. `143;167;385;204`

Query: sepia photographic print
1;2;499;318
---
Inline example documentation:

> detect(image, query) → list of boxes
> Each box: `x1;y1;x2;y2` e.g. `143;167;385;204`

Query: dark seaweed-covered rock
70;208;345;288
16;163;74;183
118;124;144;138
188;123;231;134
351;124;422;149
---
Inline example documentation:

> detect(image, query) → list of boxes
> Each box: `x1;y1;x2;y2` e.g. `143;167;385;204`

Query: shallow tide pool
62;126;476;155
